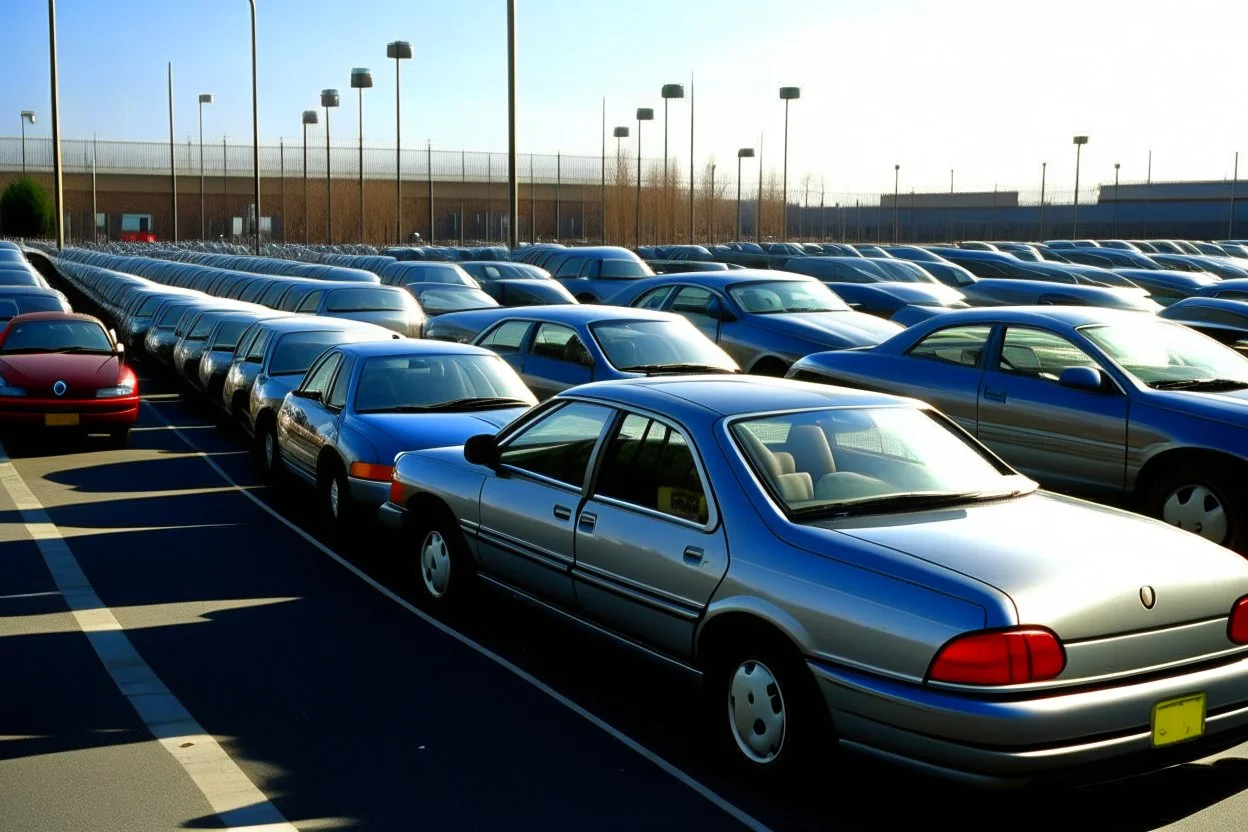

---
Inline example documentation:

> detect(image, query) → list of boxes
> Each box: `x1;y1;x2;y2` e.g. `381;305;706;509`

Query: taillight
928;627;1066;686
350;462;394;482
1230;596;1248;645
387;475;404;505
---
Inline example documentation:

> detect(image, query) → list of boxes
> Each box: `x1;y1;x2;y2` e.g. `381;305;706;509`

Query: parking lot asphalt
4;338;1248;831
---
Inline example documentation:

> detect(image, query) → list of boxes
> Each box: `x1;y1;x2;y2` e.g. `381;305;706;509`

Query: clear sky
3;0;1247;196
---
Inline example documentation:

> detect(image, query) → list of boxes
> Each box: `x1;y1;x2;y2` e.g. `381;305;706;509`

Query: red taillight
350;462;394;482
928;627;1066;686
1230;596;1248;645
387;475;404;505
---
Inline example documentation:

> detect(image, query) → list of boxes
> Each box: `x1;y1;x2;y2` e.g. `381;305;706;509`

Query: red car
0;312;139;446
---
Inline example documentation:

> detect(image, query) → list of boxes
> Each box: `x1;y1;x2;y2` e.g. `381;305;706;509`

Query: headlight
0;376;26;397
96;384;135;398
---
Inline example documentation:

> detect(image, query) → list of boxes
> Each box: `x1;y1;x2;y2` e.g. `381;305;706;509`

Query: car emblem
1140;586;1156;609
52;380;67;397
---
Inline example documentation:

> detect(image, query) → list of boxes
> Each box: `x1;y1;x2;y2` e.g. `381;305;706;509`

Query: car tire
255;422;281;480
1143;463;1247;553
414;515;471;604
704;631;829;777
107;426;131;450
320;464;352;532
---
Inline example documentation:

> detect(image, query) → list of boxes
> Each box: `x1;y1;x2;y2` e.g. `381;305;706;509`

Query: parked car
534;246;656;303
193;310;288;403
274;339;536;526
779;257;969;318
379;261;478;289
0;312;138;447
295;285;426;336
403;283;500;316
145;299;223;367
379;374;1248;781
427;305;739;400
173;305;268;392
1158;297;1248;350
1153;254;1248;279
0;288;73;321
788;306;1248;551
611;271;903;376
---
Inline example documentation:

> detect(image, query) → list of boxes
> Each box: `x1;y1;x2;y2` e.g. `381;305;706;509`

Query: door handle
578;512;597;533
553;505;572;521
683;546;705;565
982;387;1007;403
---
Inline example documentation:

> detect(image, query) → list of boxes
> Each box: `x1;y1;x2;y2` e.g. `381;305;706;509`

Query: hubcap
328;478;340;518
420;531;452;599
263;432;276;470
1163;484;1228;544
728;659;786;764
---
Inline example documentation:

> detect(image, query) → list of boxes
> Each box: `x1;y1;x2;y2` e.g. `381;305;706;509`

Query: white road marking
144;399;776;832
0;438;297;832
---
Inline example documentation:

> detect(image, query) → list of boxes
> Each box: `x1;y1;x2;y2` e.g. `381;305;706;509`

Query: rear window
326;289;407;313
600;259;651;279
8;295;64;315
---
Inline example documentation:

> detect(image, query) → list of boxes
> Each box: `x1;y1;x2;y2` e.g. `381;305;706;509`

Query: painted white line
0;438;297;832
0;590;61;601
143;399;775;832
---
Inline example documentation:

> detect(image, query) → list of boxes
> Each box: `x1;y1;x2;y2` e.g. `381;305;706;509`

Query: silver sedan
379;375;1248;783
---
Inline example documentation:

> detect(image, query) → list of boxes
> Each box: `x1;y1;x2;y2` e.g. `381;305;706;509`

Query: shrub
0;177;54;237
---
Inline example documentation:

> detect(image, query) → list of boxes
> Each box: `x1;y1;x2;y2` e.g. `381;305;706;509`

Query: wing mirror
1058;366;1106;392
114;342;125;357
464;433;501;469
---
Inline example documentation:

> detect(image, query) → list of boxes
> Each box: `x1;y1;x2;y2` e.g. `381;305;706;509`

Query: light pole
689;74;696;244
386;41;412;245
1039;161;1047;240
1113;162;1120;237
247;0;260;253
892;164;899;244
198;94;213;239
948;168;954;243
322;89;340;243
1072;135;1088;239
709;162;717;244
47;0;64;250
350;68;373;244
660;83;684;243
506;0;518;251
779;86;800;240
19;111;35;174
613;126;628;245
302;109;317;244
736;147;755;240
168;63;178;243
1232;152;1240;239
635;107;653;247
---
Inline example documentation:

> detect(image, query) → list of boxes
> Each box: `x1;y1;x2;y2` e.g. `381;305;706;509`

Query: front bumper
377;500;407;531
0;396;140;428
348;477;392;511
812;655;1248;786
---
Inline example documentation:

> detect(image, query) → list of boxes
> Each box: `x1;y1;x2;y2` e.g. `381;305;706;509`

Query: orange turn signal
349;462;395;482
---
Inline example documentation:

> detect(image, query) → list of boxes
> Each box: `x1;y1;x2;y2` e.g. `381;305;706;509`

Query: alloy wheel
1162;484;1228;544
727;659;786;764
420;530;452;599
328;477;340;519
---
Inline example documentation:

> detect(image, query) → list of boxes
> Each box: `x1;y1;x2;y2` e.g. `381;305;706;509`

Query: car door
881;324;992;434
279;351;343;478
573;412;727;658
520;322;594;399
476;401;615;606
476;319;534;377
976;325;1128;497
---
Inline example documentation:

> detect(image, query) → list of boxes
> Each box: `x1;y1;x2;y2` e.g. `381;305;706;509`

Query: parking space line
143;399;775;832
0;438;298;832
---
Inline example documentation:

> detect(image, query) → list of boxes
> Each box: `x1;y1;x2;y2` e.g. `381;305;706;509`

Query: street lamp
198;94;213;239
247;0;260;253
387;41;413;245
660;83;684;243
1113;161;1120;237
302;109;318;244
1039;161;1047;240
736;147;755;240
635;107;653;247
322;88;340;243
350;67;373;244
779;86;800;240
613;126;629;245
1072;135;1089;238
19;111;35;174
892;163;900;244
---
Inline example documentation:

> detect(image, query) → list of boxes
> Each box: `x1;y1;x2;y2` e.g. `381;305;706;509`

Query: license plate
44;413;80;427
1152;693;1206;748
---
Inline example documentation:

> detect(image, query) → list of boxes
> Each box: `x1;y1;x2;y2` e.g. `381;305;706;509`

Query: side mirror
1058;366;1106;392
464;433;501;469
114;342;125;356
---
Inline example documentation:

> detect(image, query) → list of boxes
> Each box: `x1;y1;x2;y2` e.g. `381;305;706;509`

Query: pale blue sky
3;0;1247;194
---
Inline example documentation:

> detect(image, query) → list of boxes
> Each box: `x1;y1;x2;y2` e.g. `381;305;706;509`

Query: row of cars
38;241;1248;787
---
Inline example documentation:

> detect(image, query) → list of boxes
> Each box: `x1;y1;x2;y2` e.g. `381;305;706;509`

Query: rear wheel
319;463;352;531
255;421;280;479
1143;463;1247;552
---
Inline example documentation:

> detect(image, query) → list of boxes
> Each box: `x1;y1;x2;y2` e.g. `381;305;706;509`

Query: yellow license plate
1152;693;1206;748
44;413;80;427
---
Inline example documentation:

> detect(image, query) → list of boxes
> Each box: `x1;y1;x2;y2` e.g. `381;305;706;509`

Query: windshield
414;286;498;314
354;353;536;413
270;331;351;376
1;319;113;354
1080;321;1248;387
212;320;251;351
728;281;849;314
591;320;738;372
601;259;653;279
733;407;1030;516
326;288;408;313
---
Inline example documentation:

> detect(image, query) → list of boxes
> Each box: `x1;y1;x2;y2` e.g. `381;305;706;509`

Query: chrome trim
571;565;700;621
476;525;573;570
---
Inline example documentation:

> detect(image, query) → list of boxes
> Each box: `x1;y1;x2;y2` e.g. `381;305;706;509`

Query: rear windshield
7;295;64;315
326;288;407;313
270;330;348;376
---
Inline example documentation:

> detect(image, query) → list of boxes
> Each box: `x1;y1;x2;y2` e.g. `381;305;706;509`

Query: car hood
751;311;903;347
862;282;965;306
351;407;526;456
1141;385;1248;429
0;353;121;391
806;491;1248;640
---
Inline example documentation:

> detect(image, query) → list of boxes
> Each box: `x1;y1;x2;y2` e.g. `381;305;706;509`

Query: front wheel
414;518;471;604
255;423;280;480
1144;464;1247;553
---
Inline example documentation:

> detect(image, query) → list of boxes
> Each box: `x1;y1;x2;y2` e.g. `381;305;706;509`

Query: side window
907;325;992;368
998;327;1098;380
499;402;613;487
478;320;533;353
296;291;324;313
326;356;354;408
234;325;260;358
301;353;342;396
670;286;713;315
245;328;272;362
634;286;673;310
579;259;602;278
555;257;586;278
532;323;592;366
595;414;710;524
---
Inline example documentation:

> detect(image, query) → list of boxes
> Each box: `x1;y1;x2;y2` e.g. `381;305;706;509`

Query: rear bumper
377;501;406;531
0;396;140;427
812;654;1248;785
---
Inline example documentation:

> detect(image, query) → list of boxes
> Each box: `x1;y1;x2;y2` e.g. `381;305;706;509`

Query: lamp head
737;148;755;158
20;110;35;124
636;107;654;121
350;68;373;89
779;86;801;101
661;83;685;100
613;126;629;138
386;41;413;60
1073;135;1089;145
321;89;340;108
302;110;319;125
198;94;214;105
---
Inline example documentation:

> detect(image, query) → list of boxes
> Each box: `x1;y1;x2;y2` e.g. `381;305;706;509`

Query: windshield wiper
794;488;1029;519
618;363;739;375
1147;378;1248;391
420;396;533;412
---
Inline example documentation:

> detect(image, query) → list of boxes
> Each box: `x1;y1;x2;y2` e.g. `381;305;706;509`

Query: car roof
6;311;101;325
255;315;390;334
566;376;913;419
446;304;682;325
905;305;1152;328
336;339;496;359
631;270;815;289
